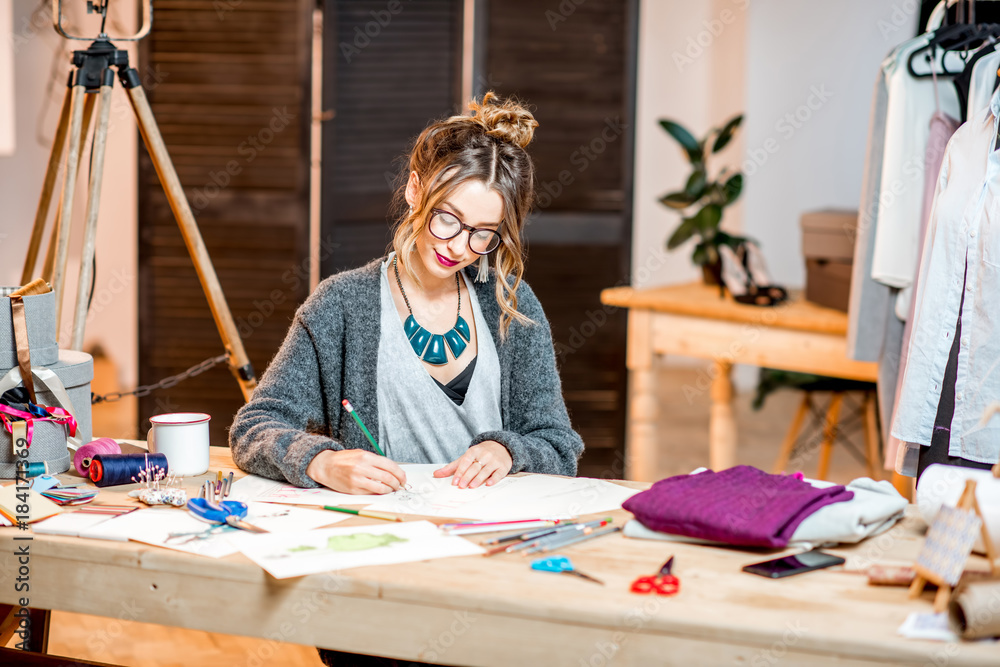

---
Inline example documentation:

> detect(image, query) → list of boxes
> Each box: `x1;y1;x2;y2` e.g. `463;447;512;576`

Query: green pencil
342;399;385;456
322;506;402;522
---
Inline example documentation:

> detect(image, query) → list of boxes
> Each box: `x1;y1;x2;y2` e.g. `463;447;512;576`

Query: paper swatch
232;520;484;579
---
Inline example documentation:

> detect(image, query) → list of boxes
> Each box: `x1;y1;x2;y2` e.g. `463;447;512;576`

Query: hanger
908;2;1000;78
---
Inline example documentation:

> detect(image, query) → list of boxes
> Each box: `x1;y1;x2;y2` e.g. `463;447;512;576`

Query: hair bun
468;92;538;149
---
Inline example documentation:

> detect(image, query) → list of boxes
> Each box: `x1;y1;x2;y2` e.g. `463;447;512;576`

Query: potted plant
658;114;746;285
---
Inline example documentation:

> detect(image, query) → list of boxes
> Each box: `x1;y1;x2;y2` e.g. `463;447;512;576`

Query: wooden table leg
625;310;658;482
709;360;736;471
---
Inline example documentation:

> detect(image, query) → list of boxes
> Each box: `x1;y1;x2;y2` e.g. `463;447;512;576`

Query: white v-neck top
375;254;503;463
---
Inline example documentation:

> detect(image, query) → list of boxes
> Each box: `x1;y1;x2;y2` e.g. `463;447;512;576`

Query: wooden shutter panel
320;0;463;275
138;0;313;446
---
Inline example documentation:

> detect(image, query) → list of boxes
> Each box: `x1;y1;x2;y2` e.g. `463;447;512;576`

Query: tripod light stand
22;1;257;400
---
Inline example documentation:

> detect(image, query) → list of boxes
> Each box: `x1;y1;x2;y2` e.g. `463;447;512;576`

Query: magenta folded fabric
622;466;854;548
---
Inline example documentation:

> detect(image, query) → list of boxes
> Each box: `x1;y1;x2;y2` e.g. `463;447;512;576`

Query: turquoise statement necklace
394;255;470;365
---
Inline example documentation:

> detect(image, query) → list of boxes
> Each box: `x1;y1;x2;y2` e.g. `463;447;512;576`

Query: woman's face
413;179;504;282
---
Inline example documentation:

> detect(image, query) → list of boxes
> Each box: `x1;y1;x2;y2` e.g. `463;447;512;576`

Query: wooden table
1;447;997;665
601;282;879;482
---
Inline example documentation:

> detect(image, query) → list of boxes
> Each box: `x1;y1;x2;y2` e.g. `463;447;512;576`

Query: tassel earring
475;255;489;283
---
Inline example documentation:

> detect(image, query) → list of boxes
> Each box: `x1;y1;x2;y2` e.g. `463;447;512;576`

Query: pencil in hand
342;399;385;456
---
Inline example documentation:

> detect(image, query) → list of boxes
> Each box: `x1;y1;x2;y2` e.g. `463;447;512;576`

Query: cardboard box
805;258;852;312
801;209;858;262
800;210;858;312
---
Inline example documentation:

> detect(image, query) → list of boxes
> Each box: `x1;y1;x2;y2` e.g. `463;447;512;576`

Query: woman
230;93;584;496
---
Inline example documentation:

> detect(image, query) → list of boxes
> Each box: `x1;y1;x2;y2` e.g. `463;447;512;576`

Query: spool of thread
74;438;122;476
25;461;49;478
949;581;1000;639
89;453;168;488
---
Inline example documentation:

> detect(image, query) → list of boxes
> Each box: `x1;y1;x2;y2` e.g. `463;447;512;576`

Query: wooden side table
600;282;879;482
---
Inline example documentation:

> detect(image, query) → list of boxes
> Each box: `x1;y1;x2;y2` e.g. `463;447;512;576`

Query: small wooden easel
909;475;999;612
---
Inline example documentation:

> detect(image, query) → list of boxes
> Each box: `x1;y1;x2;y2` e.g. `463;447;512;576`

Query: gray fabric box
0;287;59;368
0;350;93;479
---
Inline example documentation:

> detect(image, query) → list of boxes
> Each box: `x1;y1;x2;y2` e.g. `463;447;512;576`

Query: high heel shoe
719;243;788;307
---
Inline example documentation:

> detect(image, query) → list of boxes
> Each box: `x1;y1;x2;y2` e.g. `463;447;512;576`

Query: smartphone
742;549;846;579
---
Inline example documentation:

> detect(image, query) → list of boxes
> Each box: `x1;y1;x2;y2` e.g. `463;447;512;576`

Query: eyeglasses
428;209;502;255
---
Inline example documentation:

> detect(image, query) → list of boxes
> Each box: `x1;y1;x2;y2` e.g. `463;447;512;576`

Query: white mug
148;413;211;476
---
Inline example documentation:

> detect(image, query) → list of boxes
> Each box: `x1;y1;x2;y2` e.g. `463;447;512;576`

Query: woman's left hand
434;440;512;489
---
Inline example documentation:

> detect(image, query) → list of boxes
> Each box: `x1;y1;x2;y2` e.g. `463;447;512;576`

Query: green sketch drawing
276;533;407;558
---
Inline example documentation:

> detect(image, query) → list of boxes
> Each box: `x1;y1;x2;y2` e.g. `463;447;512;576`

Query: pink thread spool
74;438;121;476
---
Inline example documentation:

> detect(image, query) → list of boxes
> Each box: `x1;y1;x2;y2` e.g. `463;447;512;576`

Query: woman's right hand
306;449;407;494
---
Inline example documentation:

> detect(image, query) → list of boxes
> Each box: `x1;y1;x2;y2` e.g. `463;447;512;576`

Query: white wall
634;0;921;288
632;0;921;390
0;3;137;389
632;0;747;289
0;0;14;155
742;0;920;286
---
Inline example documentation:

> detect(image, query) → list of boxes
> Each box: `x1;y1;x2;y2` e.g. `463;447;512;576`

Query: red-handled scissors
630;555;680;596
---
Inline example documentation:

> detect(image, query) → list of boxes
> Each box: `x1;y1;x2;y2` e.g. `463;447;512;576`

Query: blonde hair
391;92;539;339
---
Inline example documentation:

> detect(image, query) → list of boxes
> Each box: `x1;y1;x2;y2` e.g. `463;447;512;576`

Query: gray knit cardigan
229;258;584;487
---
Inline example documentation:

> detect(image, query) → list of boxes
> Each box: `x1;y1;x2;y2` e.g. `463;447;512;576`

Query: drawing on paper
274;533;408;558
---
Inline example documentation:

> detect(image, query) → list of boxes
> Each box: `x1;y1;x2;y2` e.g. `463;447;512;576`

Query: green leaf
684;169;707;199
691;204;722;233
712;114;743;153
659;191;694;209
659;119;703;164
667;218;699;250
721;173;743;204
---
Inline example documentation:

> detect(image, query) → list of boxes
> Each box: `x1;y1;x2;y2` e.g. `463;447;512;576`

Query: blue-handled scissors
531;555;604;585
186;498;268;533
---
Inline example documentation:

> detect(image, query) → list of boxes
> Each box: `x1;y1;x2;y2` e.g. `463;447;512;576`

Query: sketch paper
364;465;640;521
229;466;639;521
229;474;365;507
232;520;484;579
78;503;348;558
32;512;117;537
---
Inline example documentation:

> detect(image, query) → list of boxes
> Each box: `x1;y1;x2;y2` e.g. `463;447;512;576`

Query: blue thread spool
89;453;169;487
25;461;49;478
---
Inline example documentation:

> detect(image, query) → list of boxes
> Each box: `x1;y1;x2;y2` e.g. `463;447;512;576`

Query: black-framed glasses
429;208;502;255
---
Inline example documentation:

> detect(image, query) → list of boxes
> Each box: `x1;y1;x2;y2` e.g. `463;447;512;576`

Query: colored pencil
441;518;571;529
322;505;402;522
504;520;610;555
445;520;556;536
482;526;575;557
342;399;385;456
518;519;613;553
485;521;579;545
523;525;622;555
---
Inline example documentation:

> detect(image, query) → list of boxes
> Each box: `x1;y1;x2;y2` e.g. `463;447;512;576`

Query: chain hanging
91;354;229;404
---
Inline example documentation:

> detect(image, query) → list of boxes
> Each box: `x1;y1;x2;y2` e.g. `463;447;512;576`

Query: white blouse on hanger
892;86;1000;472
870;48;961;290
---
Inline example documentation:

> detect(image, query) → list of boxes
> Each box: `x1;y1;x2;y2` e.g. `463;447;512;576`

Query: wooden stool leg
817;392;844;481
773;394;811;474
862;391;881;480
